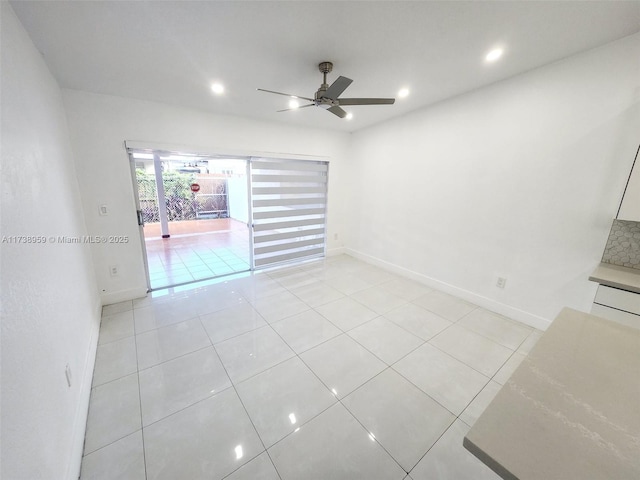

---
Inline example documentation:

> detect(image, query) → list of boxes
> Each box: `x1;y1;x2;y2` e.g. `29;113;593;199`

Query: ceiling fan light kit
258;61;395;119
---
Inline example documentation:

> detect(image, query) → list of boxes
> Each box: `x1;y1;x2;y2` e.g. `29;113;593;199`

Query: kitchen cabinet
589;263;640;329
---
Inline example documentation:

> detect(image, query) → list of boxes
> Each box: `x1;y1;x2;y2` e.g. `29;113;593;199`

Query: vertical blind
250;158;328;268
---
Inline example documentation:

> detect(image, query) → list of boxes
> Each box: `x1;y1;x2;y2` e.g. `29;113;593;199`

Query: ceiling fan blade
323;76;353;100
257;88;314;102
338;98;396;105
276;104;315;112
327;106;348;118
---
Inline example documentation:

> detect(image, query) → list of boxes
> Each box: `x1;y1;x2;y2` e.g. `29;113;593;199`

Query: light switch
99;204;108;216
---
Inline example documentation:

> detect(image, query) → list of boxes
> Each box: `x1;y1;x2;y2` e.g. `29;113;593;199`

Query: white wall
228;174;249;224
346;33;640;329
62;90;350;303
617;149;640;220
0;3;101;479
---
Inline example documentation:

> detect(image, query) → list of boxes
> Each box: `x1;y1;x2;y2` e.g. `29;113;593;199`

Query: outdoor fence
136;170;229;223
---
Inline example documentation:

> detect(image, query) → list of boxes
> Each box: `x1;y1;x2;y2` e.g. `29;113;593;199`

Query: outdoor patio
143;218;251;289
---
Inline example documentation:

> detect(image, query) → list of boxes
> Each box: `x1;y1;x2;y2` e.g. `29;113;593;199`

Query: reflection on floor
144;218;250;289
83;255;543;480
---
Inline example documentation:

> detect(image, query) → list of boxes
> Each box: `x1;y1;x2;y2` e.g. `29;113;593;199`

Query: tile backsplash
602;219;640;270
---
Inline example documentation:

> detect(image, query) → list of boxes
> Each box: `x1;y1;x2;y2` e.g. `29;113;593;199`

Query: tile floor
81;255;542;480
144;219;251;289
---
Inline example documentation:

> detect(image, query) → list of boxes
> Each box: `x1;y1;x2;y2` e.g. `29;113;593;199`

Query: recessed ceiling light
346;112;353;120
289;99;300;109
210;82;224;94
398;88;410;98
485;48;504;62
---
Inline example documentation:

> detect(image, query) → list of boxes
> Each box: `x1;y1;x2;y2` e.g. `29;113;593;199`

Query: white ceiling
10;1;640;133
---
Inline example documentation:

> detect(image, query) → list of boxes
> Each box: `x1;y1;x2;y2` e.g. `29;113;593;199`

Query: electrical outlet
65;364;72;387
496;277;507;289
109;265;119;276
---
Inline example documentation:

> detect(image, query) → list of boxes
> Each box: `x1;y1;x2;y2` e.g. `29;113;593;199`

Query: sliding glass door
129;149;250;290
128;149;329;289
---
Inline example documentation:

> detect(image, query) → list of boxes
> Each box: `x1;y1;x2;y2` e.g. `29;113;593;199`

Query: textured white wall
0;3;101;479
62;90;351;303
346;33;640;328
617;152;640;220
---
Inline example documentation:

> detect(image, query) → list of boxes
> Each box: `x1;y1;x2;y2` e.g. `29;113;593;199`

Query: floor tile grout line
197;314;288;480
132;329;149;480
80;429;146;460
136;342;214;374
262;449;285;480
138;383;237;431
456;310;535;349
405;415;459;478
424;336;505;381
429;320;518;354
336;369;418;475
387;363;467;419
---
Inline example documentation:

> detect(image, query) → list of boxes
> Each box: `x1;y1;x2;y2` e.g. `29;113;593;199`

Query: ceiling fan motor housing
257;60;394;119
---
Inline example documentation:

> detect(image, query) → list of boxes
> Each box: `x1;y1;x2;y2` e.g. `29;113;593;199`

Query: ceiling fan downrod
318;61;333;94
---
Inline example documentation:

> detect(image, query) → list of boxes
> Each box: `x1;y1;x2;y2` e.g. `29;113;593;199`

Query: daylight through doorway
130;150;250;290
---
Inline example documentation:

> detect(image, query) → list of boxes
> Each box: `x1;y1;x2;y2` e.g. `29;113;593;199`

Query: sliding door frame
125;141;330;289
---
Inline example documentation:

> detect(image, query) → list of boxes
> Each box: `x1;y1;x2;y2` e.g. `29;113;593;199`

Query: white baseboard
344;248;551;331
66;299;101;480
101;286;148;306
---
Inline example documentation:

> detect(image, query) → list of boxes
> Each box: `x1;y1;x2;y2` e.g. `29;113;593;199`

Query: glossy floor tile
81;255;542;480
393;343;490;416
350;285;408;314
412;290;477;322
347;316;424;364
138;347;231;426
224;452;280;480
270;309;342;354
199;303;268;344
268;403;406;480
135;318;211;370
214;326;295;383
342;369;455;471
84;373;141;455
143;388;263;480
409;419;501;479
315;296;378;331
457;308;532;350
429;324;513;377
98;310;134;344
92;336;137;387
383;303;453;340
80;431;145;480
300;334;387;399
235;357;337;447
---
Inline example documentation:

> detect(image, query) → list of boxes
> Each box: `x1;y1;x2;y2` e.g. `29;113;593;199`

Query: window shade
250;159;328;268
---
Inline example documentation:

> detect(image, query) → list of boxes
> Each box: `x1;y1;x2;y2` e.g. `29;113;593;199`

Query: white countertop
464;307;640;480
589;262;640;294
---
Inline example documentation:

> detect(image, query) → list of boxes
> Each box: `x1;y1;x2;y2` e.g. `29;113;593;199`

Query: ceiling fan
257;61;395;118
